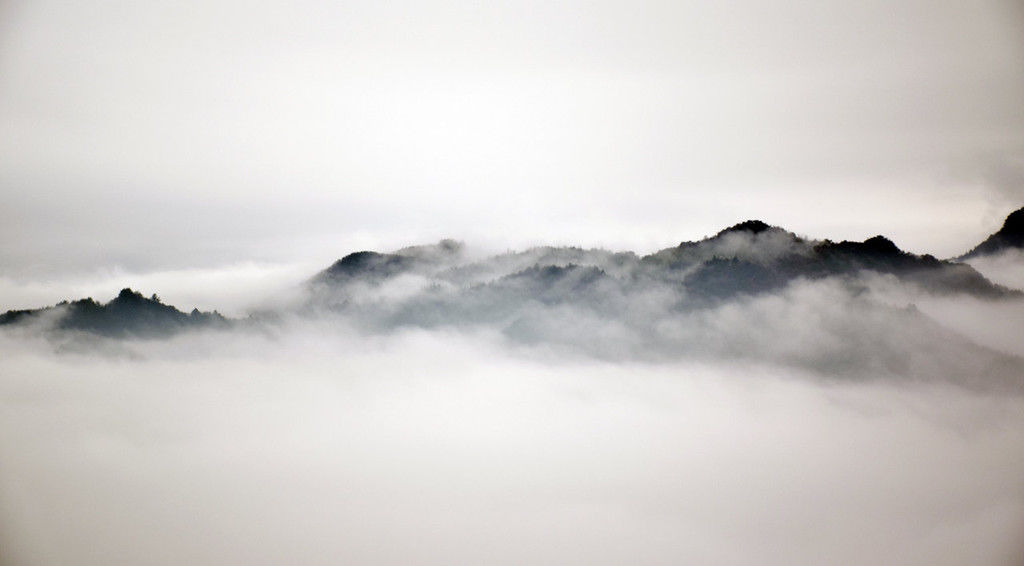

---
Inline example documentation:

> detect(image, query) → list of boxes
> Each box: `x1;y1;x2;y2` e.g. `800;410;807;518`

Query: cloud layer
1;324;1023;566
2;232;1024;565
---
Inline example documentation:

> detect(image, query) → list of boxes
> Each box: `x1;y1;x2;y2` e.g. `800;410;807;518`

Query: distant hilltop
0;288;228;337
960;206;1024;259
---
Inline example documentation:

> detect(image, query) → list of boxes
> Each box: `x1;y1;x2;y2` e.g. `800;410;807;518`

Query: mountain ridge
3;214;1022;339
960;206;1024;259
0;288;229;337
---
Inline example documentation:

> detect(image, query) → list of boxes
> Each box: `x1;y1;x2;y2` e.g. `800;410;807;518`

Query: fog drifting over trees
2;216;1024;565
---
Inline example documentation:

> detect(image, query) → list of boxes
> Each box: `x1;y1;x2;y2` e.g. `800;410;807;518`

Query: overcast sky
2;0;1023;279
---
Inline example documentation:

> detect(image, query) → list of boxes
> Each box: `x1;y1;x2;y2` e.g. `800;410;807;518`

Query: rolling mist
2;217;1024;566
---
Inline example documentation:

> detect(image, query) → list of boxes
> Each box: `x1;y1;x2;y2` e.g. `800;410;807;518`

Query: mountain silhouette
299;224;1024;391
311;220;1013;307
2;219;1019;339
0;288;229;337
312;239;464;286
4;219;1024;390
960;206;1024;259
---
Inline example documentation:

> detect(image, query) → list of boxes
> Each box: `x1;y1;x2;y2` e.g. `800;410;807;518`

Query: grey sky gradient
2;0;1024;284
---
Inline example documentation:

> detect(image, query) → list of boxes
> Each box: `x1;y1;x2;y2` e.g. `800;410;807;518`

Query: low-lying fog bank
966;248;1024;291
2;219;1024;565
1;324;1022;566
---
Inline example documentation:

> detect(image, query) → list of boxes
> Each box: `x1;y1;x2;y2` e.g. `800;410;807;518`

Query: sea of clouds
1;245;1023;565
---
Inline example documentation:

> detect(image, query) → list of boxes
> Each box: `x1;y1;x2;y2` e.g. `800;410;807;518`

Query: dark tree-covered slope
3;219;1017;340
960;206;1024;259
311;220;1013;309
0;288;229;337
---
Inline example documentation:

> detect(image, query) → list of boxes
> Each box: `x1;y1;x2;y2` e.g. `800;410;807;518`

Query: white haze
2;265;1024;565
967;249;1024;291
